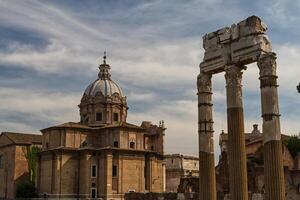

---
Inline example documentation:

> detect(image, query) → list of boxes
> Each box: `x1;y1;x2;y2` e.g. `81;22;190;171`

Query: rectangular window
113;141;119;147
112;165;117;177
96;112;103;121
91;165;97;178
91;188;96;199
113;113;119;122
0;155;3;169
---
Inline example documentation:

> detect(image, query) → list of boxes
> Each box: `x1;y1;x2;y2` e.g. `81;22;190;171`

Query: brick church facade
37;55;166;199
0;55;166;199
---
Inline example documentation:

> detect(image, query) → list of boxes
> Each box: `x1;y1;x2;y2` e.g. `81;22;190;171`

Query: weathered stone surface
197;72;214;154
198;15;286;200
200;15;271;74
197;71;216;199
124;192;178;200
217;129;300;200
165;154;199;193
124;192;199;200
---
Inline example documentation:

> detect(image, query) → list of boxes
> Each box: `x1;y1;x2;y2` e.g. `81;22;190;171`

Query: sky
0;0;299;161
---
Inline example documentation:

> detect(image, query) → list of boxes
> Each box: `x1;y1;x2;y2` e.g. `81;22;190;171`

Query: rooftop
0;132;42;145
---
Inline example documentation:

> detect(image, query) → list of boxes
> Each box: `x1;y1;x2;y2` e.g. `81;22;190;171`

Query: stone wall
0;145;16;199
124;192;193;200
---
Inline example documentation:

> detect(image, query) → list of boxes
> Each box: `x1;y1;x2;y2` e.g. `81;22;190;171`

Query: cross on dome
98;51;111;80
103;51;106;64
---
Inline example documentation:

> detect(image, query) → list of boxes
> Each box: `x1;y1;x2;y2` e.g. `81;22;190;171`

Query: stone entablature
40;122;164;154
200;15;271;74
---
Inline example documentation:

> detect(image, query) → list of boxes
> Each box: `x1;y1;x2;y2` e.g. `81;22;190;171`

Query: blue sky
0;0;299;160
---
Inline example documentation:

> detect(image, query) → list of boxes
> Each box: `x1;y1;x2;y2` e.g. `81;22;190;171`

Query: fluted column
258;53;285;200
225;65;248;200
197;72;216;200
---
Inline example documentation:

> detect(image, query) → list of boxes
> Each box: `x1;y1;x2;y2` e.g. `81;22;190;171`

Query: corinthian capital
258;52;277;77
225;65;243;87
197;72;212;93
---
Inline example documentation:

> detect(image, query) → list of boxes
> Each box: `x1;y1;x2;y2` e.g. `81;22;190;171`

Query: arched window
113;141;119;148
130;142;135;149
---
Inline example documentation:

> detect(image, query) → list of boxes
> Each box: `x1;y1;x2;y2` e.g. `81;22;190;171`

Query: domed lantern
79;52;128;126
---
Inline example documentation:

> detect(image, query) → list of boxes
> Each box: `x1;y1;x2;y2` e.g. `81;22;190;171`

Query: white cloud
0;0;299;163
0;87;80;124
127;91;157;102
0;121;39;134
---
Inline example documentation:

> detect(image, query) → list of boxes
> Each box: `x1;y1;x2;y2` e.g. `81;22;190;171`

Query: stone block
200;15;272;74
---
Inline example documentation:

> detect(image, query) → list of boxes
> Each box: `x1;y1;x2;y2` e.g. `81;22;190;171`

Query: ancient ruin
198;16;285;200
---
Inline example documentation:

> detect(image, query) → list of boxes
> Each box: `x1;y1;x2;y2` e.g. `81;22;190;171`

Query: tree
15;181;38;198
16;146;40;199
24;146;40;184
283;135;300;158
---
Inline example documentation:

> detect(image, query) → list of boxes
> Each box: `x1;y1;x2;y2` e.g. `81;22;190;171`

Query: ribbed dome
83;52;124;98
79;52;128;126
84;79;124;97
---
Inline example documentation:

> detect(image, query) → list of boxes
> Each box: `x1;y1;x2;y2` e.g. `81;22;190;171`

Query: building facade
216;124;300;199
165;154;199;192
37;56;166;199
0;132;42;199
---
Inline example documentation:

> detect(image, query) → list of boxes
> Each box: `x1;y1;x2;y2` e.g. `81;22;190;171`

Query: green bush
15;181;38;199
284;135;300;158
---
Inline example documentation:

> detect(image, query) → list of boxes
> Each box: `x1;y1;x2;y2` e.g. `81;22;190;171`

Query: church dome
83;53;124;98
84;78;124;97
79;52;128;127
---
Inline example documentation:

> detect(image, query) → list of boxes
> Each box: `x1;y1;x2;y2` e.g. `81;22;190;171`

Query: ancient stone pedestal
197;72;216;200
225;65;248;200
258;53;285;200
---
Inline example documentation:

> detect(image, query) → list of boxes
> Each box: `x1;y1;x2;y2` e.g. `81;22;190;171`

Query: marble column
197;72;216;200
225;65;248;200
258;53;285;200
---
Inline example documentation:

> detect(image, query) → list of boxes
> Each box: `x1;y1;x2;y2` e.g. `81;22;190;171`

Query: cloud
0;0;299;163
0;87;80;131
127;91;157;102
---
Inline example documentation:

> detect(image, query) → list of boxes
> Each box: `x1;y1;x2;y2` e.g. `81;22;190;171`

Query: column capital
225;65;244;108
224;65;243;87
197;72;212;93
258;52;277;77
